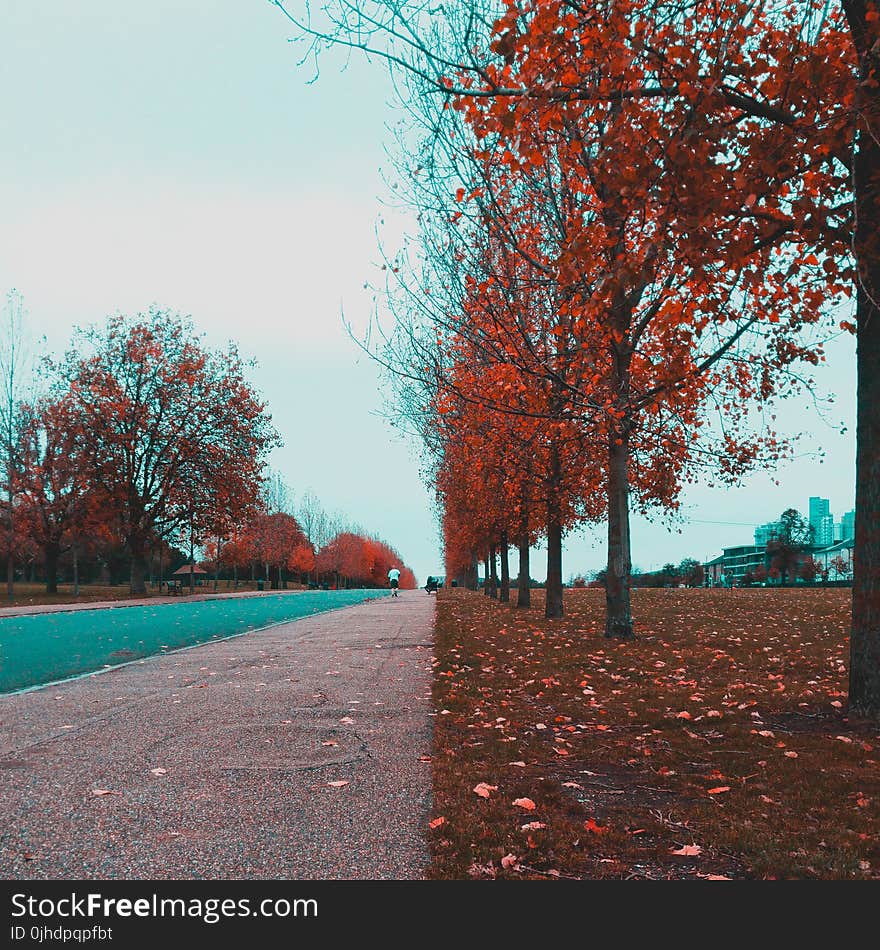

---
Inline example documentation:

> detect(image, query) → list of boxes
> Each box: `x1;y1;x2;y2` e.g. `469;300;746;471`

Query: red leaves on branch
403;0;855;634
315;532;416;589
238;511;313;585
49;308;279;594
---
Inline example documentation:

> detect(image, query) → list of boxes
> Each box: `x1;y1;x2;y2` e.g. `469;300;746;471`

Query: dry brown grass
428;587;879;879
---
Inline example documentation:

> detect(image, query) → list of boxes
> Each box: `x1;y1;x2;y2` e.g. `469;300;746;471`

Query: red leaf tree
54;308;280;594
14;396;113;592
316;531;416;589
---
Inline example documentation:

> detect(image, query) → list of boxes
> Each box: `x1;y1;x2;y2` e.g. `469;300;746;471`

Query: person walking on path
388;566;401;597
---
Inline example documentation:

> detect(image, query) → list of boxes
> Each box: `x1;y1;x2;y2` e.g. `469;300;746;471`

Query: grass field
0;588;381;692
0;580;299;609
428;587;879;880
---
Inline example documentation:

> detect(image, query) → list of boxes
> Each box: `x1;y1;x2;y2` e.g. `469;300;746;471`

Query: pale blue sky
0;1;856;582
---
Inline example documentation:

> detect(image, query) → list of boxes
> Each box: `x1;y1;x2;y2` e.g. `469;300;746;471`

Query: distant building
705;545;767;585
809;496;830;522
754;521;783;546
703;554;725;586
815;513;835;547
808;496;830;544
813;538;854;577
702;496;855;586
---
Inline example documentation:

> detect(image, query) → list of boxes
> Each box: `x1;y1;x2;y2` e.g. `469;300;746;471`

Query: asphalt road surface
0;591;435;879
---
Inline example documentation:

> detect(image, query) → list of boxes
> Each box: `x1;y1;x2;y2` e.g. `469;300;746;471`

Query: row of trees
273;0;880;714
213;512;416;590
0;303;416;595
570;559;704;589
365;0;848;628
631;559;706;590
740;554;852;586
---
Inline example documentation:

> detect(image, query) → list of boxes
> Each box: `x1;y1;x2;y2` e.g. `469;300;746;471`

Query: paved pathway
0;591;435;879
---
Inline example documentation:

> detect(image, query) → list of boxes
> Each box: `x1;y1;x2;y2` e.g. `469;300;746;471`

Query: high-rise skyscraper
816;514;835;547
809;496;831;545
842;509;855;540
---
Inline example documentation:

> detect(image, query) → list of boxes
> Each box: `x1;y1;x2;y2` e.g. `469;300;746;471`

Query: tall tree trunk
128;527;149;595
488;545;498;599
468;553;479;590
849;25;880;712
458;555;476;590
72;542;79;596
129;545;148;596
499;530;510;602
517;533;531;608
189;530;195;594
5;484;13;600
545;442;564;619
483;557;491;596
546;512;563;619
233;563;238;589
44;541;60;594
605;429;634;639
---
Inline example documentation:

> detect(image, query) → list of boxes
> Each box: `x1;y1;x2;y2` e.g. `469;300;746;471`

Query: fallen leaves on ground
671;844;703;856
513;797;537;811
473;782;498;798
428;588;880;880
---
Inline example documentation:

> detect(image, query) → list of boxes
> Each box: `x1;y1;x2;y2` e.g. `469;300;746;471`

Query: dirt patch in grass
427;587;879;880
